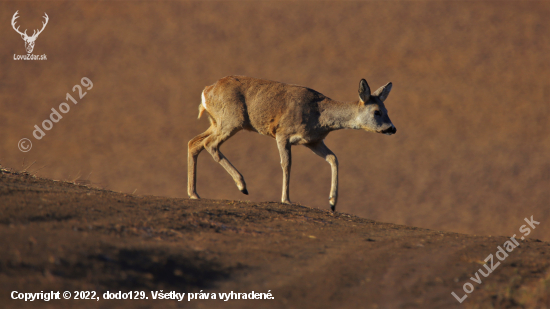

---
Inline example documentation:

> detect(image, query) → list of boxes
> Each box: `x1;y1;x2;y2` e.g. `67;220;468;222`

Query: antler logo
11;11;48;54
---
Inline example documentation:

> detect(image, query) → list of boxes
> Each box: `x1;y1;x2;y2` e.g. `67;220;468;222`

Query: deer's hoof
240;188;249;195
329;196;337;211
189;193;200;200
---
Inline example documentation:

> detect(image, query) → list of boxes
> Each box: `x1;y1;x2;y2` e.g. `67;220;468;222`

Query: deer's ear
358;79;371;103
373;82;393;102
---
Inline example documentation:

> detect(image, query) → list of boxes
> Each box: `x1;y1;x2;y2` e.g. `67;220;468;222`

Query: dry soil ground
1;168;549;309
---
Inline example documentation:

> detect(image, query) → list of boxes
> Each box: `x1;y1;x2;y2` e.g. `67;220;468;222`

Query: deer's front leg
276;136;292;204
305;141;338;211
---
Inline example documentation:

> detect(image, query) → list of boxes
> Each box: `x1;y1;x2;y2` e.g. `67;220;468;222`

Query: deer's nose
382;125;396;135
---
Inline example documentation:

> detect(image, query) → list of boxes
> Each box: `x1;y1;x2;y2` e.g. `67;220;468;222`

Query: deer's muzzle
381;125;396;135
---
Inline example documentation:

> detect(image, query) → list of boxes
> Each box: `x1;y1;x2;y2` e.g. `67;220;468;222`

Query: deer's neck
319;99;361;131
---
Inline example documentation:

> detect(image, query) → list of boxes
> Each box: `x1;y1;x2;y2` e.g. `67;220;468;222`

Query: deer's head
12;11;48;54
357;79;396;135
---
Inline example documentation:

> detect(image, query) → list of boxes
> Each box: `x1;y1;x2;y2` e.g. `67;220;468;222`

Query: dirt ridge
1;168;549;308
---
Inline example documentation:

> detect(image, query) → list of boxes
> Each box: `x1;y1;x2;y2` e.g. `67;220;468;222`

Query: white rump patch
201;91;208;110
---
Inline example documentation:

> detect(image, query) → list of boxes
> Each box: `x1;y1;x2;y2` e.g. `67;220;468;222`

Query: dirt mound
2;169;549;308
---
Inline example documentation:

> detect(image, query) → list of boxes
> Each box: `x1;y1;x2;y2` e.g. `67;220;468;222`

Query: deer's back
204;76;327;139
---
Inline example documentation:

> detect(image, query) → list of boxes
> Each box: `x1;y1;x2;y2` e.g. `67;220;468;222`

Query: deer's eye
374;110;381;116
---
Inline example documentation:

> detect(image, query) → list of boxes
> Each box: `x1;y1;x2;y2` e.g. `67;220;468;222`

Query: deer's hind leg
203;127;248;195
188;127;215;199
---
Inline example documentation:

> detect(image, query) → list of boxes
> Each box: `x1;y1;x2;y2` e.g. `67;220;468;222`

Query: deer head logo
11;11;48;54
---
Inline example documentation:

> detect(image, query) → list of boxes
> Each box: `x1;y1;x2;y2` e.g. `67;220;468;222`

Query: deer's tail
198;104;206;119
198;88;208;119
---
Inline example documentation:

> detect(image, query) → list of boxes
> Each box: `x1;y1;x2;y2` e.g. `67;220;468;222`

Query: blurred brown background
1;1;548;241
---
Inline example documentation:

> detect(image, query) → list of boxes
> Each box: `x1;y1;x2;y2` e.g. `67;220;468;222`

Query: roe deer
188;76;396;211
